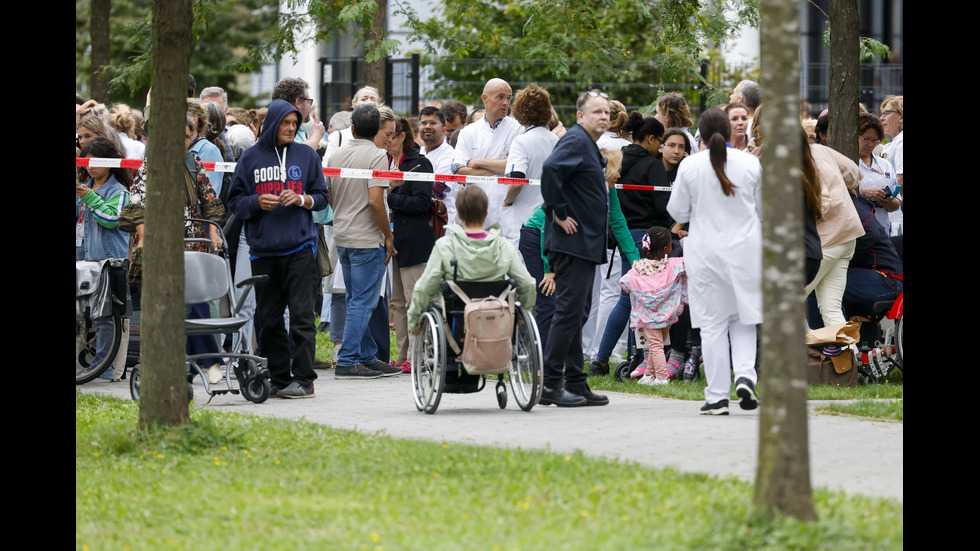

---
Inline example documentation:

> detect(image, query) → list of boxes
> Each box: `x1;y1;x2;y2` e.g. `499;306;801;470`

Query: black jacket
386;148;435;267
616;143;674;231
541;124;608;265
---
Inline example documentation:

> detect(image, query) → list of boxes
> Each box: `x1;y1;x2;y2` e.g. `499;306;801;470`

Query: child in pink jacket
618;227;689;385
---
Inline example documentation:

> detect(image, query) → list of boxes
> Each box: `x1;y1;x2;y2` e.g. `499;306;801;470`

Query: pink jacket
619;257;688;330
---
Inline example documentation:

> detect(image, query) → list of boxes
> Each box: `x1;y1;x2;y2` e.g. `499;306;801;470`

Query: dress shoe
539;386;587;407
567;384;609;406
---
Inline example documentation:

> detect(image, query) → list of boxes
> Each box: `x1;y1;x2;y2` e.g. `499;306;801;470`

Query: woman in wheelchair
407;186;537;390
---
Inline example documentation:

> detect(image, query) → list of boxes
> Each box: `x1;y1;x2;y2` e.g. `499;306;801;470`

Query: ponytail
700;109;735;196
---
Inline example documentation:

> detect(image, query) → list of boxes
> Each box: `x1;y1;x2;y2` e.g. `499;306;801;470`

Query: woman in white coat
667;109;762;415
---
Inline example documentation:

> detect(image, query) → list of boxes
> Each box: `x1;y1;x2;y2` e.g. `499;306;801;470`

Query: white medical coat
666;148;763;328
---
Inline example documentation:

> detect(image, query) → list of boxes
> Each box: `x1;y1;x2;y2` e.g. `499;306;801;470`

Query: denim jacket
76;175;129;261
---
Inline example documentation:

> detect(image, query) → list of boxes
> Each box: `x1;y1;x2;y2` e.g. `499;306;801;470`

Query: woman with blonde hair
107;103;146;159
879;95;903;203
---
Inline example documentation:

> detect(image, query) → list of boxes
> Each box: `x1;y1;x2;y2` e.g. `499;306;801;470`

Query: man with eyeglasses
538;89;612;408
272;77;325;151
451;78;522;229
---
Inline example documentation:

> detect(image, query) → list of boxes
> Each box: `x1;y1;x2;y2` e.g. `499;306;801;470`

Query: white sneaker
639;375;670;386
206;364;224;384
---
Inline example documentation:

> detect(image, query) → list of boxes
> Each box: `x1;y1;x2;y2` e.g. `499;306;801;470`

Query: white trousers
700;313;758;404
582;248;627;360
804;240;856;327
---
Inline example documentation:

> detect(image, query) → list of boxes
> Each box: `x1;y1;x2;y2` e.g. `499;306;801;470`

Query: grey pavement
79;373;903;503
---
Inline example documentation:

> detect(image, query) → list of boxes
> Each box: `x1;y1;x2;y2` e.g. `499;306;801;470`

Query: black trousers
542;253;596;391
251;247;318;388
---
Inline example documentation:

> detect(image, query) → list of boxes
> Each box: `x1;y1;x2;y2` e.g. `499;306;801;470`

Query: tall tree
75;0;277;107
90;0;111;103
754;0;816;521
397;0;759;109
827;0;860;160
138;0;192;429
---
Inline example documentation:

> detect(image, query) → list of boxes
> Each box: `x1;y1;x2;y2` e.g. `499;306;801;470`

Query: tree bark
828;0;860;160
138;0;192;429
90;0;111;103
755;0;816;521
363;0;386;98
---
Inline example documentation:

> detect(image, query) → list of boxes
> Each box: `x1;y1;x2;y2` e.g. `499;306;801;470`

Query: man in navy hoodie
227;99;330;399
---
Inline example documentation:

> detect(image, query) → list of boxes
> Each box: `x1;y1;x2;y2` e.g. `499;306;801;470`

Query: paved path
79;375;903;503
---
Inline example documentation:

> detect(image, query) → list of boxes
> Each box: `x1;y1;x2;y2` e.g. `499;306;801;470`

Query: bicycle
76;258;129;384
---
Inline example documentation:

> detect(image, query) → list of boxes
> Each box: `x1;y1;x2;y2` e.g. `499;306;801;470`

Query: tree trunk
138;0;192;429
90;0;111;103
363;0;386;98
754;0;816;521
828;0;860;160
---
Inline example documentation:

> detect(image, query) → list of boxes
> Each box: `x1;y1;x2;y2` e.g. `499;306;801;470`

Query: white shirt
667;148;763;328
858;155;900;234
501;126;558;244
423;141;459;227
596;132;630;151
322;127;354;167
451;116;522;229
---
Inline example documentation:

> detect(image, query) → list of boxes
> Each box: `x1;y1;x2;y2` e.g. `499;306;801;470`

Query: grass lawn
77;392;902;550
817;400;903;422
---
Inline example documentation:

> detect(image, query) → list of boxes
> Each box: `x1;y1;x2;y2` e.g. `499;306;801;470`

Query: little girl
618;227;688;386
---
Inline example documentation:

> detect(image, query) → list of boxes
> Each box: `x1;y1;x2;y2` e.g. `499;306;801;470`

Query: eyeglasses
585;90;608;99
880;109;898;118
299;98;314;106
859;136;881;144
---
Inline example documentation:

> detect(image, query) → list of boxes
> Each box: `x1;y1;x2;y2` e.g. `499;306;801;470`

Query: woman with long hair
656;92;698;153
667;109;762;415
386;117;435;373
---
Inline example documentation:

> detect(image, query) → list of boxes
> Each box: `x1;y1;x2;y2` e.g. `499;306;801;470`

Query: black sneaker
735;377;759;410
700;399;729;415
364;360;401;377
335;364;383;379
279;381;315;399
588;360;609;377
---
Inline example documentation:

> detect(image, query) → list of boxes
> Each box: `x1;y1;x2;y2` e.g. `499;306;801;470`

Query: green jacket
407;224;537;330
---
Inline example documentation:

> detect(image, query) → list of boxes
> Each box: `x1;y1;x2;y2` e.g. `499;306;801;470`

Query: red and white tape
76;158;670;191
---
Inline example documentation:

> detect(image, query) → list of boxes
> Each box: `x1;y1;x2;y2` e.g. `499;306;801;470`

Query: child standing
618;227;688;385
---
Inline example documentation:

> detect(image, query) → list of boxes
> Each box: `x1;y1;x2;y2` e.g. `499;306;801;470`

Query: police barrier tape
75;157;671;191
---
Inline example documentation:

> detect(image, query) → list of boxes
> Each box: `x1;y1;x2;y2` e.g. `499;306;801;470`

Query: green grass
817;400;903;421
587;358;903;403
77;392;902;550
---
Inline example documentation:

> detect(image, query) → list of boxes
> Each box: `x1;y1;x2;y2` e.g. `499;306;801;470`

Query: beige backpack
443;281;514;375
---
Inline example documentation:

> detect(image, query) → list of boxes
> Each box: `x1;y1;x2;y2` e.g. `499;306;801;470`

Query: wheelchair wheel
509;306;543;412
411;310;446;414
129;365;141;400
76;312;123;385
894;315;903;370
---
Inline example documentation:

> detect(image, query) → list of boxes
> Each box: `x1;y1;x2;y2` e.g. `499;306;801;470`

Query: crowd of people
76;72;903;413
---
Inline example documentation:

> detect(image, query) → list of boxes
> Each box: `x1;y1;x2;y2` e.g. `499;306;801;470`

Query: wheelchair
410;264;544;415
129;219;272;404
856;291;903;383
